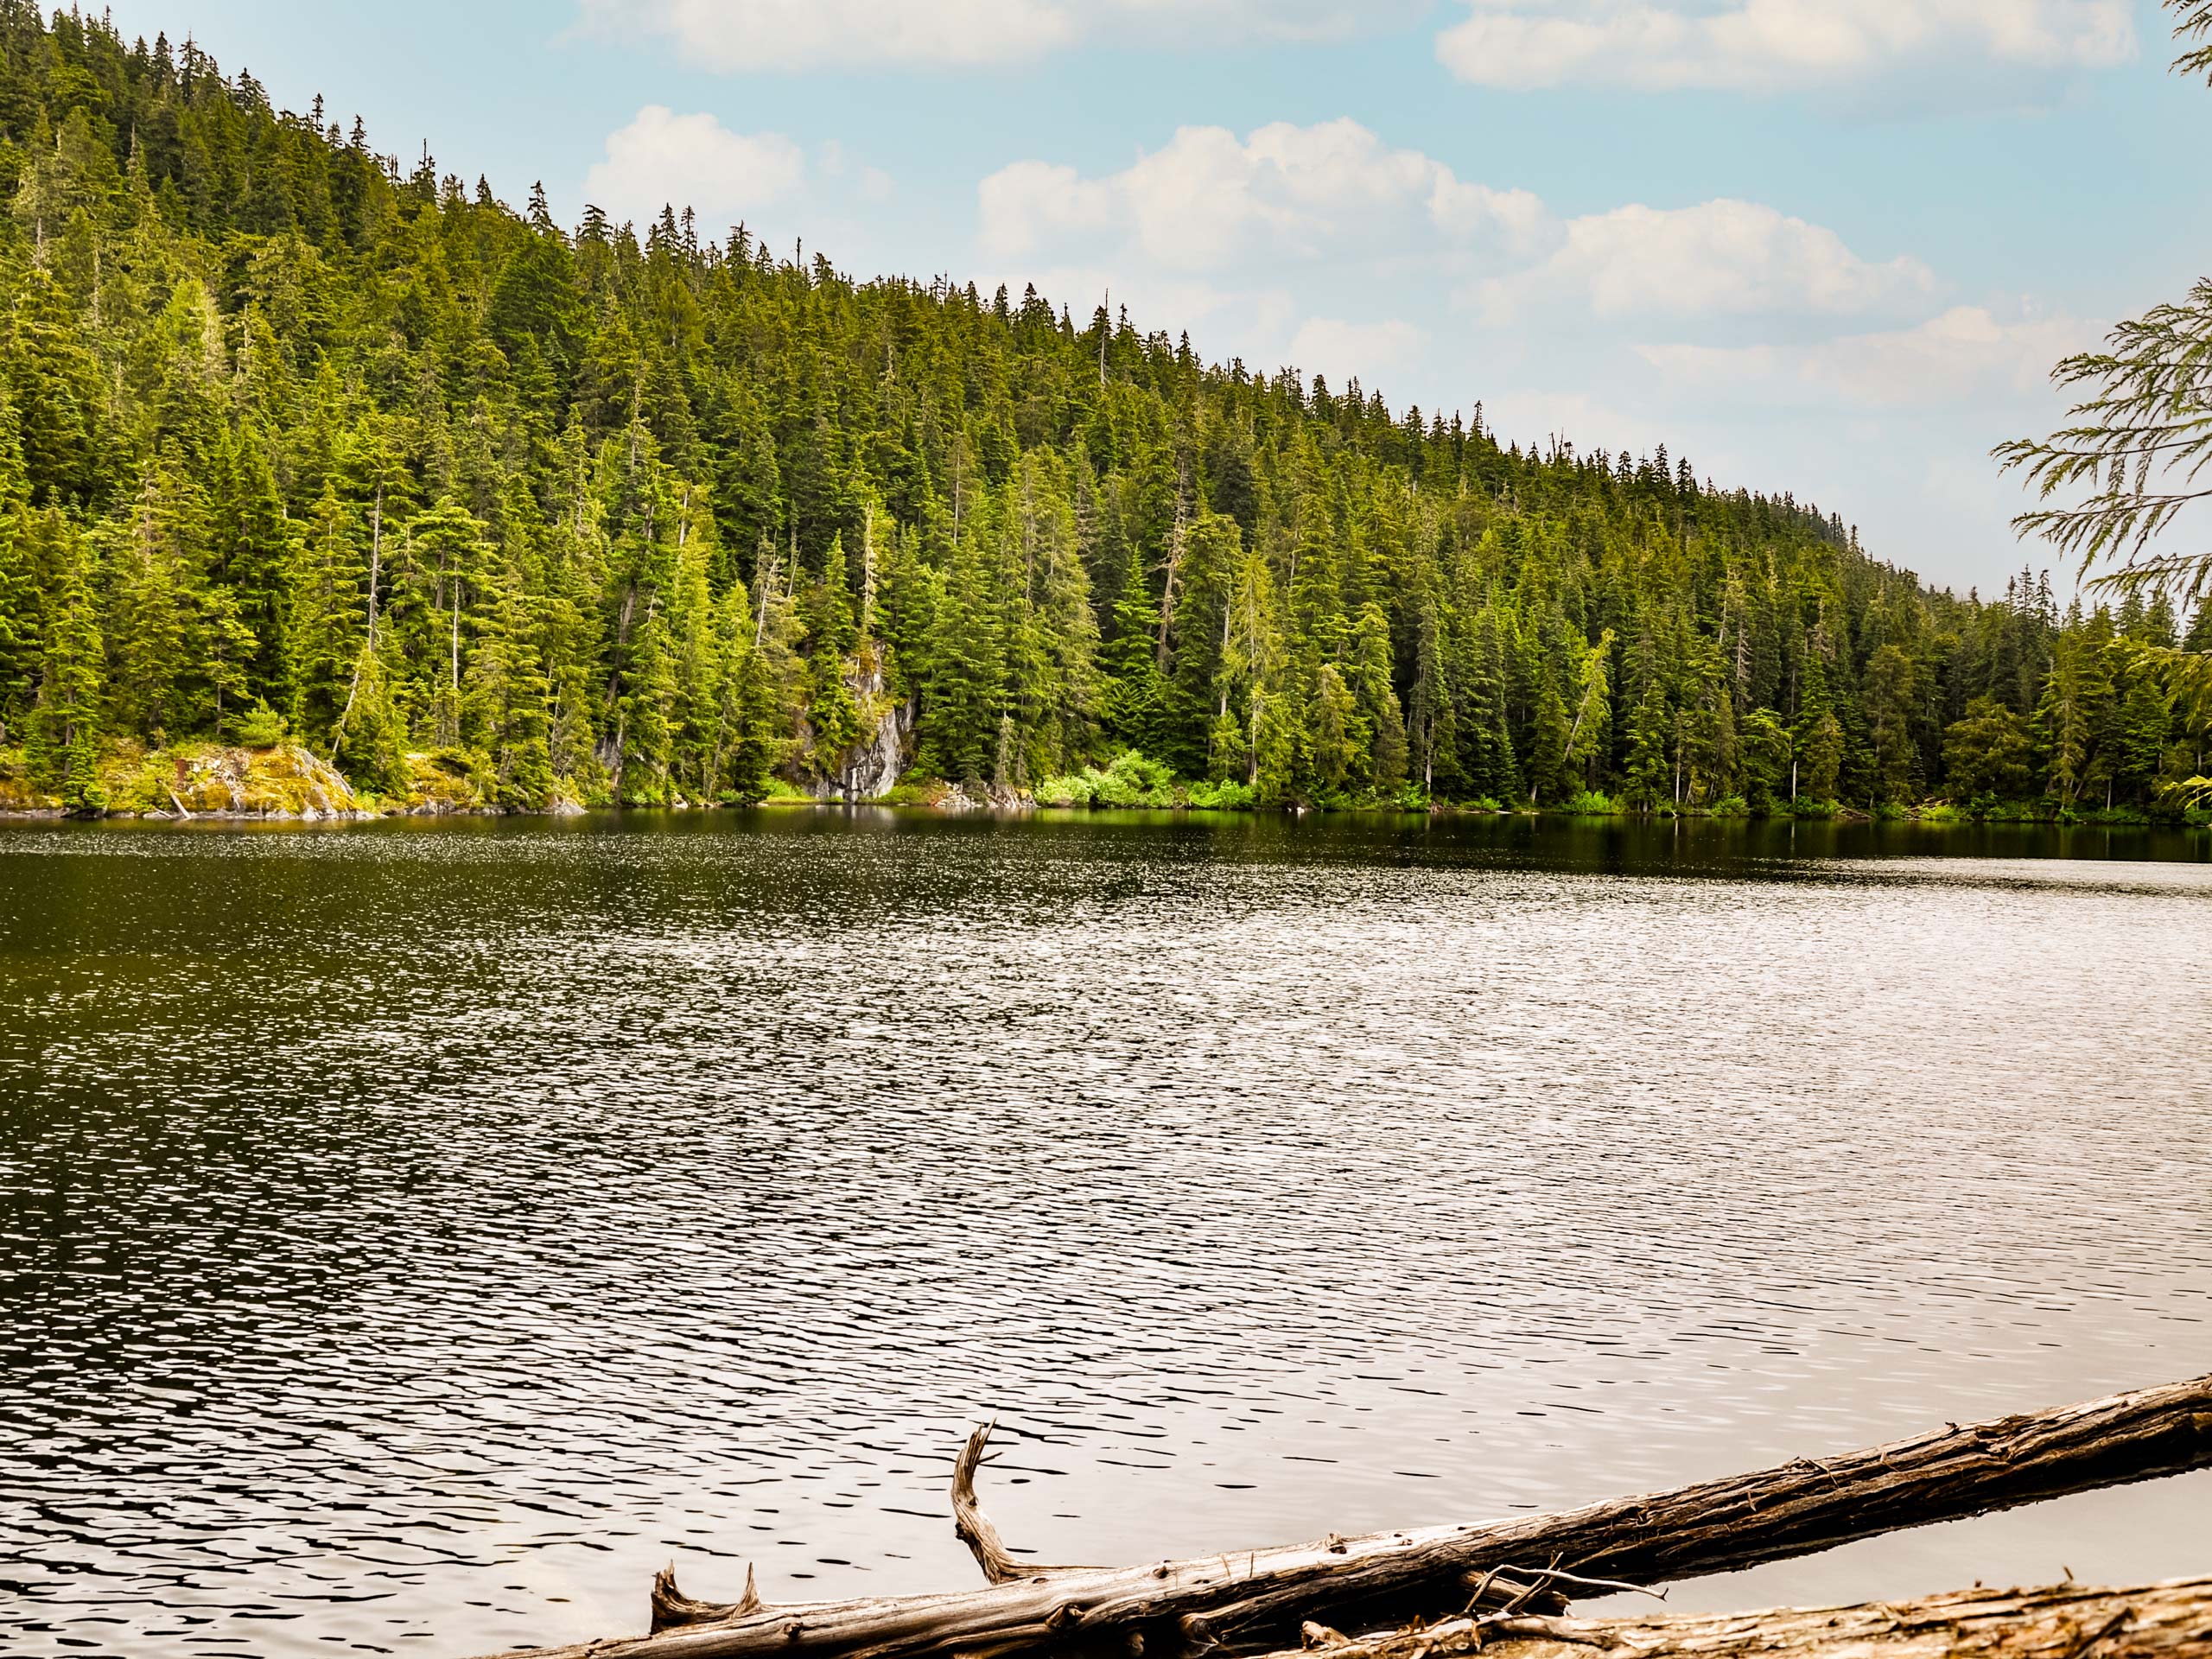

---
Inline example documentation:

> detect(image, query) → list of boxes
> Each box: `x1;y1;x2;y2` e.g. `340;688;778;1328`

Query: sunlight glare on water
2;811;2208;1657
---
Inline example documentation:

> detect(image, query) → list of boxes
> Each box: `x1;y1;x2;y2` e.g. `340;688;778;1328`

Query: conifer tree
27;514;105;810
0;389;36;739
1794;653;1845;801
1943;697;2035;800
1102;540;1169;755
1562;630;1615;795
804;531;863;766
6;265;104;506
616;598;678;804
1861;643;1921;804
287;486;365;750
467;545;556;808
104;461;201;741
407;500;493;749
1622;674;1672;807
0;3;2177;817
207;427;292;703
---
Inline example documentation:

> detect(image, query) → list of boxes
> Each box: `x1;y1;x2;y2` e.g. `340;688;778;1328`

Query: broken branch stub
653;1563;760;1636
953;1421;1099;1586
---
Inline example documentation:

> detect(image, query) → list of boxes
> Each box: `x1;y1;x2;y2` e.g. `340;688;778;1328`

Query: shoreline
4;742;2204;830
4;796;2205;831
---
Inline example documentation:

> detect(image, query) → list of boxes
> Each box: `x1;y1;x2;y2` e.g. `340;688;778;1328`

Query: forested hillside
0;4;2203;817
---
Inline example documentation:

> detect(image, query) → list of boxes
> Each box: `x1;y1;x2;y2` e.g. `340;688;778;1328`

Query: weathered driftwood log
649;1426;1566;1638
1269;1577;2212;1659
491;1372;2212;1659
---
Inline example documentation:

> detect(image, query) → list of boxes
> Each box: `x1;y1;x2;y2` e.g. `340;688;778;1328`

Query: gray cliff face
833;696;914;801
809;658;914;802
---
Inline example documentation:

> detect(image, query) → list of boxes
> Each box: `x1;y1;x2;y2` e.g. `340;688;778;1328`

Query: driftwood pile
486;1374;2212;1659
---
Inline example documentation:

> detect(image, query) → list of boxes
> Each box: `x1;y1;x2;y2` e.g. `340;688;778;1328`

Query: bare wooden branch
1255;1577;2212;1659
484;1372;2212;1659
952;1421;1098;1586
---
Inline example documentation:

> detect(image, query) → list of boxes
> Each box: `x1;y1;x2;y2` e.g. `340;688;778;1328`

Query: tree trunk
1273;1577;2212;1659
481;1373;2212;1659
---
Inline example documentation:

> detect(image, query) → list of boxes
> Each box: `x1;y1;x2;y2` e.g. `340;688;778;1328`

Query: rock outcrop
808;654;916;802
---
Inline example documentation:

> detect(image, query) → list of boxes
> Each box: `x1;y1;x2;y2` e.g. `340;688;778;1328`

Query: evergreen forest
0;3;2206;819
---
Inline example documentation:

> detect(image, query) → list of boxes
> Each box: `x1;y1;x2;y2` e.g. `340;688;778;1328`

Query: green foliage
2176;0;2212;81
233;701;286;748
0;5;2196;822
1030;750;1270;809
1036;749;1178;808
1998;4;2212;606
1184;778;1256;810
1943;696;2035;800
24;511;101;807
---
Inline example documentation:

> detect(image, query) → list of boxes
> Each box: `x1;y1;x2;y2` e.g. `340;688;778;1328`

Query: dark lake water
3;810;2209;1659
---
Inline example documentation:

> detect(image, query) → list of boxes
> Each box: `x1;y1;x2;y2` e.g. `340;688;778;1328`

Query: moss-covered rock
97;742;366;818
397;748;495;814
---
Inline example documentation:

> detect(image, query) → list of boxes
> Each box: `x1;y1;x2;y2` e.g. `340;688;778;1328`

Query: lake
2;810;2209;1659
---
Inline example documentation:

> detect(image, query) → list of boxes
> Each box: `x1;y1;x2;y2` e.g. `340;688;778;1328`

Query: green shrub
1033;772;1094;806
1708;794;1750;818
1380;783;1431;812
1185;779;1255;810
1562;789;1616;815
1788;796;1838;819
233;702;288;749
1034;750;1179;808
1091;750;1173;806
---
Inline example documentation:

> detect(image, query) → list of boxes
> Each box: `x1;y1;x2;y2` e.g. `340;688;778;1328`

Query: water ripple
1;813;2208;1657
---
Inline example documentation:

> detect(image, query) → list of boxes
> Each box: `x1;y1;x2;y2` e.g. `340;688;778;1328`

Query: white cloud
997;258;1303;365
978;123;1949;421
579;0;1402;72
818;139;896;203
979;118;1548;274
1477;387;1713;467
1476;199;1936;322
1436;0;2134;92
582;106;804;226
1288;317;1428;383
1635;304;2094;406
983;127;1918;335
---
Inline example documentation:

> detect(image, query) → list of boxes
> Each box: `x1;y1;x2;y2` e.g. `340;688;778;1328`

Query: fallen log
1270;1576;2212;1659
490;1372;2212;1659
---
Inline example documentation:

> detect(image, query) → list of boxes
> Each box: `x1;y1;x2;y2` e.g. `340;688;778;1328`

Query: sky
92;0;2212;597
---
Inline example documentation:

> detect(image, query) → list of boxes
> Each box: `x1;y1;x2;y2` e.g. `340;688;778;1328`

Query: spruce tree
1102;540;1168;757
0;1;2175;818
27;513;105;810
287;486;365;752
804;531;863;766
